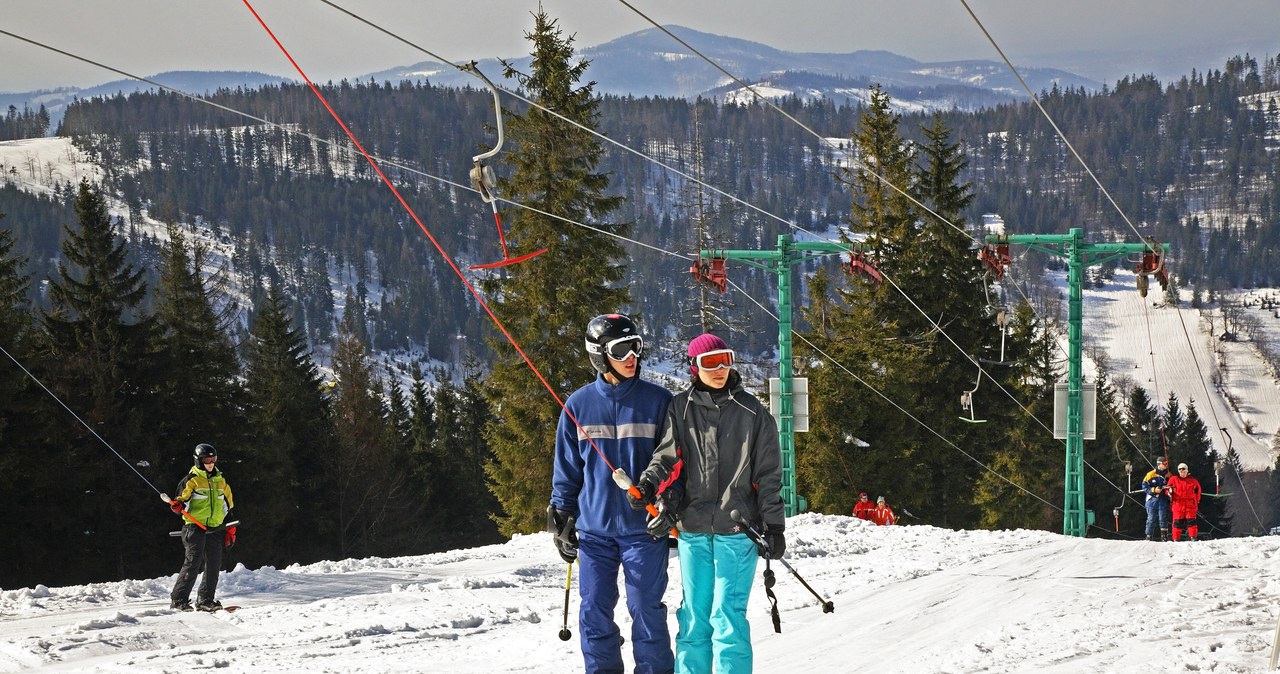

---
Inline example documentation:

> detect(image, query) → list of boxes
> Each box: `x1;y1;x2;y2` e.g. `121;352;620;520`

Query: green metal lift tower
983;228;1168;536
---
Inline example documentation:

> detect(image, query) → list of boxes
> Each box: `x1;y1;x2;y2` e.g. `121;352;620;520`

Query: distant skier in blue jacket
1142;455;1173;541
548;313;675;674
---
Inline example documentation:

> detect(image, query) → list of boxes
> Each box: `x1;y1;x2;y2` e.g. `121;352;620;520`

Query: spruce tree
482;9;630;536
428;372;460;528
242;284;335;564
152;223;245;481
0;222;53;587
39;180;160;583
0;223;33;443
434;358;503;548
407;364;441;536
1161;393;1186;461
798;86;922;517
972;301;1061;530
903;111;1003;525
799;91;1002;526
1125;387;1163;464
329;312;414;557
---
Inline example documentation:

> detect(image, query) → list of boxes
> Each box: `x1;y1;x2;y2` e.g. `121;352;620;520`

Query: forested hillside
9;52;1273;359
947;55;1280;290
2;38;1279;588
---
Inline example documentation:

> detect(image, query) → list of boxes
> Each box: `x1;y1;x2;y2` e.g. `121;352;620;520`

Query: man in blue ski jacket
1142;455;1173;541
548;313;676;674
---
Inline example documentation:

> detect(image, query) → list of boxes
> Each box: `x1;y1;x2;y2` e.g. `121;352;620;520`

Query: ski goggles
693;349;735;371
603;335;644;361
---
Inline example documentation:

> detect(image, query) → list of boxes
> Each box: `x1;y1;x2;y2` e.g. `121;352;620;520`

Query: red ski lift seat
691;257;728;293
978;244;1010;282
844;251;884;286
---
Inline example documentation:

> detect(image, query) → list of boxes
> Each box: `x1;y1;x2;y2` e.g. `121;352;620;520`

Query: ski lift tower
693;233;879;517
983;228;1168;537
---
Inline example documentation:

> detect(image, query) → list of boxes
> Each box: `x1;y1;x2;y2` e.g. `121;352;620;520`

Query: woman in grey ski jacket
639;332;785;674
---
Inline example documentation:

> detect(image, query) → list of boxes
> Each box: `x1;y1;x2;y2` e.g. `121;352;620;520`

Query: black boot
1160;528;1170;542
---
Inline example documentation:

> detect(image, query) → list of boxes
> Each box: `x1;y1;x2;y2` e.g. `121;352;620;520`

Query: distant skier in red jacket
871;496;897;526
1167;463;1202;541
852;492;875;521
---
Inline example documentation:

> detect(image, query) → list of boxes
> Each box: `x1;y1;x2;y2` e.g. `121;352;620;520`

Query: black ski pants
171;524;224;604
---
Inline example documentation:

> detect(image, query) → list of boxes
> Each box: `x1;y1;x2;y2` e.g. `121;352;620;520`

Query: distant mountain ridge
368;25;1102;111
2;26;1102;130
0;71;293;132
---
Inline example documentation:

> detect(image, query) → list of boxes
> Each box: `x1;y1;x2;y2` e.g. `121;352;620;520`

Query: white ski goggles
694;349;735;371
603;335;644;361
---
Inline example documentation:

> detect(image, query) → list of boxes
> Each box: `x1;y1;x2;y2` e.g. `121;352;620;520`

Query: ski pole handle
727;509;762;544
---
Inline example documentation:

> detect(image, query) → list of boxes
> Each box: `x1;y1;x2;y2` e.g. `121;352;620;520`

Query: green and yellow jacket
174;466;235;529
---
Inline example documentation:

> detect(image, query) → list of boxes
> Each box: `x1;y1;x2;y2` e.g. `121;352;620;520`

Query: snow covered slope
1070;269;1280;468
1;514;1278;672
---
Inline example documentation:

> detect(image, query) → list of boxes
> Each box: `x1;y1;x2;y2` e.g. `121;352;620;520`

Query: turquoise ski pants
675;532;759;674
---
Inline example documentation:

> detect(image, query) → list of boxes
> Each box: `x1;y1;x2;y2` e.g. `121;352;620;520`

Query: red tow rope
239;1;661;520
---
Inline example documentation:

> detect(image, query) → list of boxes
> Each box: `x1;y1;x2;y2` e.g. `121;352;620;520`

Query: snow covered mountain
366;25;1102;111
4;25;1099;131
2;514;1277;672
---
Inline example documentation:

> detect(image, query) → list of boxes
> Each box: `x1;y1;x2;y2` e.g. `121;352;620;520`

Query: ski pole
558;562;573;641
731;510;835;614
774;557;835;614
728;509;781;632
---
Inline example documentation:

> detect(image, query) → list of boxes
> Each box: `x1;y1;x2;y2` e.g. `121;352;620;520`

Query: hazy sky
2;0;1278;93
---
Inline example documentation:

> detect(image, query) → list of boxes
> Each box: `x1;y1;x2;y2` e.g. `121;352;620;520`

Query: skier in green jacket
168;443;236;612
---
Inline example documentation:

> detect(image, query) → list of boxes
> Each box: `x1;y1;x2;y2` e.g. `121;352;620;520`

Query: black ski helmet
194;443;217;466
584;314;643;376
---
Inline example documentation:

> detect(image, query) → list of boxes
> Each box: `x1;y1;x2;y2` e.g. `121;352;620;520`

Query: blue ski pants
577;531;674;674
1145;498;1171;537
675;532;759;674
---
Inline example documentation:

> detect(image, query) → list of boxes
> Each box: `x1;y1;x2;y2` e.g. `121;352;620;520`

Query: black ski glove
761;524;785;560
546;505;578;563
627;479;655;511
645;490;679;539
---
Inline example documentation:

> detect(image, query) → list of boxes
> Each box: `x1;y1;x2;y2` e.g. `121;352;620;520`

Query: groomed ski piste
3;514;1279;673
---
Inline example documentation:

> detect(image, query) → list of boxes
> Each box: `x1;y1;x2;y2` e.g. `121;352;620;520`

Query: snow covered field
2;514;1279;673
